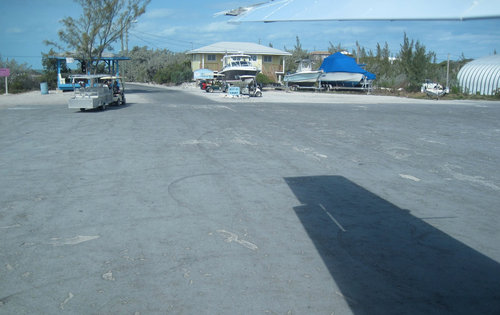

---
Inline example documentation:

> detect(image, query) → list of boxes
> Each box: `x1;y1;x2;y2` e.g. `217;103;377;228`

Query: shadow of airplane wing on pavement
285;175;500;315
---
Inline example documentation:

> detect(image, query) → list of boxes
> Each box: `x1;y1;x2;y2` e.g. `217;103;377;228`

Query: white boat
421;80;448;97
319;72;364;86
284;60;323;86
318;52;376;87
219;54;259;81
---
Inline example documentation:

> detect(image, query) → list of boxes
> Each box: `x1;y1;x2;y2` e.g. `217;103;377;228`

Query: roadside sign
0;68;10;77
228;86;240;96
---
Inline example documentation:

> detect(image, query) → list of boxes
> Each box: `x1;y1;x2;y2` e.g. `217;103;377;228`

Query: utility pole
126;28;129;53
356;42;360;64
446;53;450;92
126;20;138;54
121;31;124;53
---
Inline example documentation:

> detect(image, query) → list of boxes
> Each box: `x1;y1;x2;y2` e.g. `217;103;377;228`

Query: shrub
256;73;274;85
153;61;193;85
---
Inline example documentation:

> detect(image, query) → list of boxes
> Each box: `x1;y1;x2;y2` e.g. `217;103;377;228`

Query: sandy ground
2;83;498;108
150;82;500;106
0;90;72;108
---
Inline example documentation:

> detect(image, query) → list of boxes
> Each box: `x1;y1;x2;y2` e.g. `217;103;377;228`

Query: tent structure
457;55;500;95
223;0;500;22
319;53;376;80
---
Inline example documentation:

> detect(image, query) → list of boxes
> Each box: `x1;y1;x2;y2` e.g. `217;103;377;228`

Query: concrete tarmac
1;85;499;314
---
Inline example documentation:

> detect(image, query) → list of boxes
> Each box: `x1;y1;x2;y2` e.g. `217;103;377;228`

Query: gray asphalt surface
1;85;499;314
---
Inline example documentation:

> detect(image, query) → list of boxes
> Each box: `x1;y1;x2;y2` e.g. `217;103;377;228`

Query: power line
129;33;162;50
1;55;42;59
128;30;214;51
132;30;197;45
129;31;189;48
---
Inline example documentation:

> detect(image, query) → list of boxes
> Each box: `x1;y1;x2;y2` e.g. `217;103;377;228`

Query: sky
1;0;499;70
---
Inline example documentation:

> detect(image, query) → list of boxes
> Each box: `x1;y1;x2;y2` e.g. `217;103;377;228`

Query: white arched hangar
458;55;500;95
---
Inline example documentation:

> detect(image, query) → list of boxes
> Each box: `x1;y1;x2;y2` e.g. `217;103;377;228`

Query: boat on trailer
319;72;365;87
284;60;323;88
421;80;448;98
318;52;375;88
219;54;259;81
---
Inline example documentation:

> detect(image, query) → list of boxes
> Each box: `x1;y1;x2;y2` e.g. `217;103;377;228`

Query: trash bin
40;82;48;95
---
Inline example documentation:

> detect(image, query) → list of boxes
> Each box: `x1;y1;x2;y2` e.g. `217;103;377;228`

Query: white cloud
145;8;175;19
157;26;184;37
202;21;238;32
6;27;23;34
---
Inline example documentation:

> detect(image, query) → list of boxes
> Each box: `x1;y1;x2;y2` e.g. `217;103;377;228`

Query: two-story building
187;42;291;83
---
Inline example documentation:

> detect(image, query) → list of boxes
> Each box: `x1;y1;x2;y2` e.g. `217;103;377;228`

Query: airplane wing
224;0;500;22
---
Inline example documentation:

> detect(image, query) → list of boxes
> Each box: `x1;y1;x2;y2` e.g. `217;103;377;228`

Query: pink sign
0;68;10;77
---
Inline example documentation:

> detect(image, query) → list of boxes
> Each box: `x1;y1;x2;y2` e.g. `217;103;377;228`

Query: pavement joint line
319;203;347;232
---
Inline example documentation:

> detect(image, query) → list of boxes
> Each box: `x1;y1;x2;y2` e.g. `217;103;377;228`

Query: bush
153;61;193;85
256;73;274;85
0;74;40;94
1;56;39;93
451;85;461;94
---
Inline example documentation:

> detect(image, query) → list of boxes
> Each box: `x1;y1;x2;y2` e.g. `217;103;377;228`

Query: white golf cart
68;75;126;111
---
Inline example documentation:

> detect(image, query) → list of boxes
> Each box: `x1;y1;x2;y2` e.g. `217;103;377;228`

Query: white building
458;55;500;95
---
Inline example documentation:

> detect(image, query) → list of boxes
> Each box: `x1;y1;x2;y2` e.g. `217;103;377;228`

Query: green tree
397;33;434;91
124;46;192;84
41;49;71;89
328;42;347;54
284;36;309;73
46;0;150;74
153;60;192;85
359;41;398;88
127;46;177;82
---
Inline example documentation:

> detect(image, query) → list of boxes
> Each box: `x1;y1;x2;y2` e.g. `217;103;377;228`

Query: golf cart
205;74;227;93
227;75;262;97
68;75;126;111
101;76;126;105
